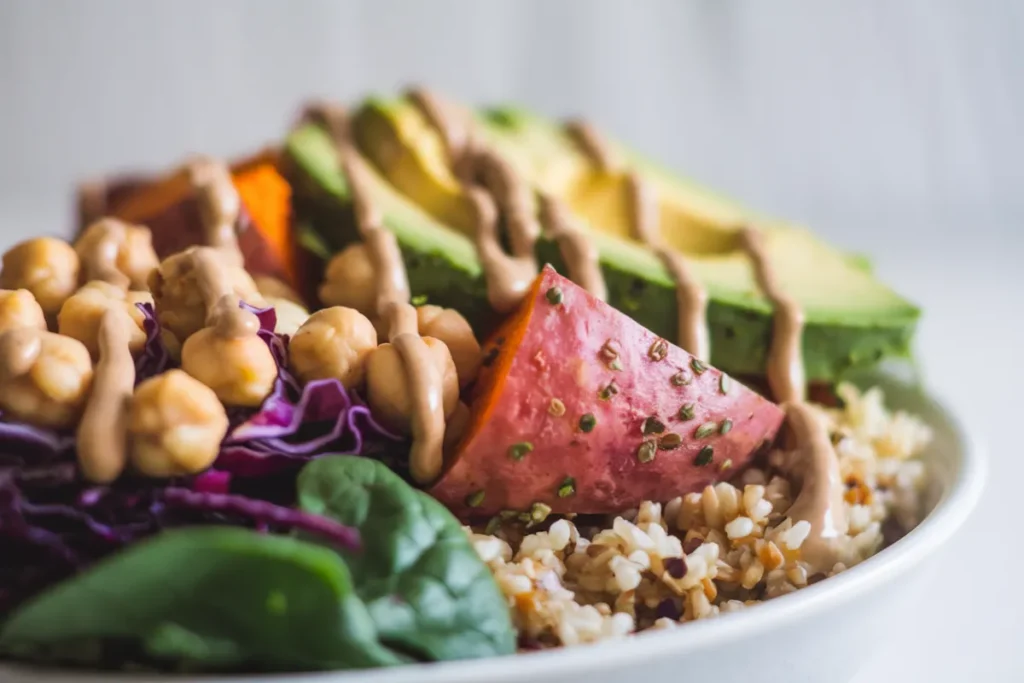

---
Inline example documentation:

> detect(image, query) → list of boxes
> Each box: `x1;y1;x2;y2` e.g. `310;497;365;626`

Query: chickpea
0;328;93;429
57;282;147;358
416;305;481;387
128;369;229;477
74;219;159;290
318;243;377;316
265;296;309;337
0;289;47;333
289;306;377;389
181;327;277;407
365;336;459;436
148;249;267;342
254;276;303;305
0;237;80;317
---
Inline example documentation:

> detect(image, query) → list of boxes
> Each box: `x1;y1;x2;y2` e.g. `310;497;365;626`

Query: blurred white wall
0;0;1021;243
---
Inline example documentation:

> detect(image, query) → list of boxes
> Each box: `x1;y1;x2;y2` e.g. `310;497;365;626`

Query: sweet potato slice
430;266;785;517
74;150;296;289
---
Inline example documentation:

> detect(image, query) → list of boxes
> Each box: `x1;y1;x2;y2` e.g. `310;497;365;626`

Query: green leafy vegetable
0;527;402;671
297;456;515;661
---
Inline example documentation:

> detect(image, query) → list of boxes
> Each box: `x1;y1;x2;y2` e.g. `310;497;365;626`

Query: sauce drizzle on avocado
406;88;539;314
738;226;848;571
302;103;448;484
566;122;709;361
565;120;847;571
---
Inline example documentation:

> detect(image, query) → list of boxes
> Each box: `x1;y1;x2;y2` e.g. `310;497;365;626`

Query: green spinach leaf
0;527;403;671
297;456;515;661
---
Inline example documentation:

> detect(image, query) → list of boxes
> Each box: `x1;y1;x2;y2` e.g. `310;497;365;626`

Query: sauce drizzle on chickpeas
189;158;245;267
76;309;135;483
306;103;450;484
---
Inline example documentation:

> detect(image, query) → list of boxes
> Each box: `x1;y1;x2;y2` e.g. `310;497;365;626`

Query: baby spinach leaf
297;456;515;661
0;527;402;671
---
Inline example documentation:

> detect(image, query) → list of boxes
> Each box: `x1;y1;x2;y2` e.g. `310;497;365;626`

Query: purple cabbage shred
0;300;400;616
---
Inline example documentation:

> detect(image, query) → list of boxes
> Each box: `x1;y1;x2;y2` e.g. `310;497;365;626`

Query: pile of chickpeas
0;222;483;484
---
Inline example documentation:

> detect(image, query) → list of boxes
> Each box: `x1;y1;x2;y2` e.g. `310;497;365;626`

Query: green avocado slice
284;123;495;330
286;102;919;382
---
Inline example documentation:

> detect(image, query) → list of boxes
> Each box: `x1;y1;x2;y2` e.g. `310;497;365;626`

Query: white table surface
0;195;1020;682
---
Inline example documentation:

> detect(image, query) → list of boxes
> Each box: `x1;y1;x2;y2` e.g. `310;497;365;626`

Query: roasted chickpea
265;297;309;337
57;282;147;358
128;369;229;477
289;306;377;389
365;336;459;435
0;289;47;333
416;305;481;387
181;327;277;407
318;243;377;316
74;219;159;290
254;276;303;305
148;249;267;342
0;328;93;429
0;237;80;317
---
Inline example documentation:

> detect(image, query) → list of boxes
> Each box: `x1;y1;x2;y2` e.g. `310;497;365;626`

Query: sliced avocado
474;105;918;379
352;98;478;235
283;123;494;329
478;106;750;255
295;100;918;382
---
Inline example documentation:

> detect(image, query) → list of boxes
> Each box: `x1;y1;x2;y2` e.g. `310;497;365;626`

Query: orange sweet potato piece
430;266;785;517
74;150;296;290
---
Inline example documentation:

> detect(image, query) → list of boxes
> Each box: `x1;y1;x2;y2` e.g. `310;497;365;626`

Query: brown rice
465;383;931;647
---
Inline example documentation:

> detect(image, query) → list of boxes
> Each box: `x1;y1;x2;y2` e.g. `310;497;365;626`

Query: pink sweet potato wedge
430;265;785;517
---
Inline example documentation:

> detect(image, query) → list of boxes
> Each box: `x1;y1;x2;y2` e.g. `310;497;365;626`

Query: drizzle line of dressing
188;158;245;267
305;103;448;484
566;121;709;360
76;310;136;484
77;219;133;289
740;227;848;571
406;88;539;313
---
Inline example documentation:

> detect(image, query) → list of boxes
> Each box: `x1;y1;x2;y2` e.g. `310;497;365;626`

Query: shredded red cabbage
133;302;174;383
219;303;399;477
0;300;400;617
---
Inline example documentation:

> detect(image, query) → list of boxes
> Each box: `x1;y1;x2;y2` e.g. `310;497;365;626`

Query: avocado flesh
290;104;918;382
283;123;494;329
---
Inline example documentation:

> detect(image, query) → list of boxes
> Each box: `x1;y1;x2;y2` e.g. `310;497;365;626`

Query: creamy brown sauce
192;247;260;339
306;102;448;484
407;88;539;314
566;124;709;359
780;402;850;570
189;159;244;266
406;87;472;177
465;187;537;313
565;120;619;172
76;309;135;484
739;228;805;405
77;219;132;289
739;226;848;571
538;193;608;301
624;173;710;362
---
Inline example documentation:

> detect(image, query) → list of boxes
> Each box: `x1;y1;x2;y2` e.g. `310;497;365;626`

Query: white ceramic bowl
3;374;985;683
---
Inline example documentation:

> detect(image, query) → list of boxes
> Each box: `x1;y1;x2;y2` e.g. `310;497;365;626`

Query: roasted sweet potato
430;266;785;517
74;150;296;290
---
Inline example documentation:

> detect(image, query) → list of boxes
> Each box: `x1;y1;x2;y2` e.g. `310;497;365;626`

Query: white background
0;1;1021;680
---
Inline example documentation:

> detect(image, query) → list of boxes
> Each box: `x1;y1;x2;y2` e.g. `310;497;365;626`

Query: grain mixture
467;383;931;647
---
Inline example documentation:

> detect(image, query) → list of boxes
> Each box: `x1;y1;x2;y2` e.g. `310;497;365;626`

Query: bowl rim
2;377;987;683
